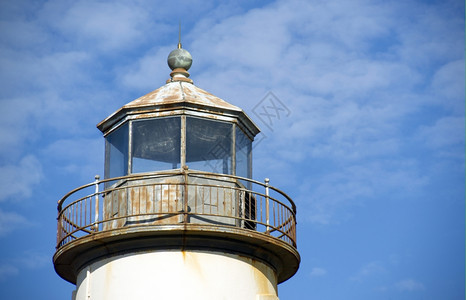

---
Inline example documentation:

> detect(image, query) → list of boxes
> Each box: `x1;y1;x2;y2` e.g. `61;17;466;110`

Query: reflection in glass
186;117;232;174
132;117;181;173
105;122;129;179
235;127;252;179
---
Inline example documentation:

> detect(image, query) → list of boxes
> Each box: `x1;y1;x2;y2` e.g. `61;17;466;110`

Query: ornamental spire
166;23;193;83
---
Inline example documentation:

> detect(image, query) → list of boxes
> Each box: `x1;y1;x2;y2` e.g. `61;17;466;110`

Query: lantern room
97;47;259;181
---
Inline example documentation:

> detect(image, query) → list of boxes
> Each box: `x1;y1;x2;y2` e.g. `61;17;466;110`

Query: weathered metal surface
124;81;241;111
103;176;185;230
167;48;192;71
54;170;299;284
97;81;260;140
56;170;296;249
102;175;241;230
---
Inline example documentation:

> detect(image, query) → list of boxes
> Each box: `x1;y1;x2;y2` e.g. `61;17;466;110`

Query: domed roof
97;45;260;138
122;81;241;111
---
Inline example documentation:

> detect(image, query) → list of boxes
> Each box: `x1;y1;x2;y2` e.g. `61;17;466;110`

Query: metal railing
56;169;297;250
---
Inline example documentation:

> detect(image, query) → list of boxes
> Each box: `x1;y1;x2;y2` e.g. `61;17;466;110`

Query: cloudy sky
0;0;464;299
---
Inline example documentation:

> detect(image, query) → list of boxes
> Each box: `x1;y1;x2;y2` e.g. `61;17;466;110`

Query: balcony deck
53;169;300;284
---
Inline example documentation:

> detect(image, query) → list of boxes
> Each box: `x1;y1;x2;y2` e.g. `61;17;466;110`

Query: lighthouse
53;43;300;300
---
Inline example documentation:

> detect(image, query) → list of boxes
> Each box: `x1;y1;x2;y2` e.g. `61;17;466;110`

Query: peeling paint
125;82;241;111
97;81;260;139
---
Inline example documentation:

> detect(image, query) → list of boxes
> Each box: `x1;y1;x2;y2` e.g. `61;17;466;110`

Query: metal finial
177;22;182;49
167;21;193;81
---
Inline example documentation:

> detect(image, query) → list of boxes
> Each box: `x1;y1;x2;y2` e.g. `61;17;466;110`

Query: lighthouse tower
53;43;300;300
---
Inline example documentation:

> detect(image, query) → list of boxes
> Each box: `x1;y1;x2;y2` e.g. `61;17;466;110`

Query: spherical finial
167;48;192;71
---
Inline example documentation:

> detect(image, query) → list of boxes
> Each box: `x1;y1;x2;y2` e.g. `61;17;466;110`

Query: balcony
54;169;299;283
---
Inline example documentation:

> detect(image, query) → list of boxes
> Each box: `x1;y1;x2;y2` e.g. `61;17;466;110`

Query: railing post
265;178;270;233
56;212;61;249
182;166;189;223
94;175;100;231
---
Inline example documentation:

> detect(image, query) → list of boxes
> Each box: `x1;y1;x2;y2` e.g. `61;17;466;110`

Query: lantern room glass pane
235;127;252;179
186;117;232;174
105;122;129;179
132;117;181;173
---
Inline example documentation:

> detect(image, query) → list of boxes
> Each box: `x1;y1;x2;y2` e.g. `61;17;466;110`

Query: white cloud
299;159;427;224
0;97;40;160
350;261;385;282
431;59;465;112
432;59;465;97
43;137;103;181
13;251;49;270
395;278;425;291
0;209;30;236
418;116;465;151
0;264;19;281
309;267;327;278
0;250;49;281
39;0;153;52
394;1;464;69
36;51;93;90
193;5;291;69
119;46;173;91
190;0;421;95
0;48;92;96
0;155;42;202
0;50;104;160
0;19;48;50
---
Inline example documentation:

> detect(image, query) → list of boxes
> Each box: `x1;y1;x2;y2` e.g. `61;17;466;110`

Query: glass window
105;122;129;179
186;117;232;174
235;127;252;179
132;117;181;173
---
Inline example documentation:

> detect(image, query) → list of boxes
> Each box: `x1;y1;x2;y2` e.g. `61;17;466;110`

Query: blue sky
0;0;464;299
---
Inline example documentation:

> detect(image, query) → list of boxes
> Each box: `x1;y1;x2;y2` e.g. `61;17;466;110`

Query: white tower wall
74;250;279;300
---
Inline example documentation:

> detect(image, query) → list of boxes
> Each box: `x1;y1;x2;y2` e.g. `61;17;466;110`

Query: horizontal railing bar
58;211;296;249
58;215;296;249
